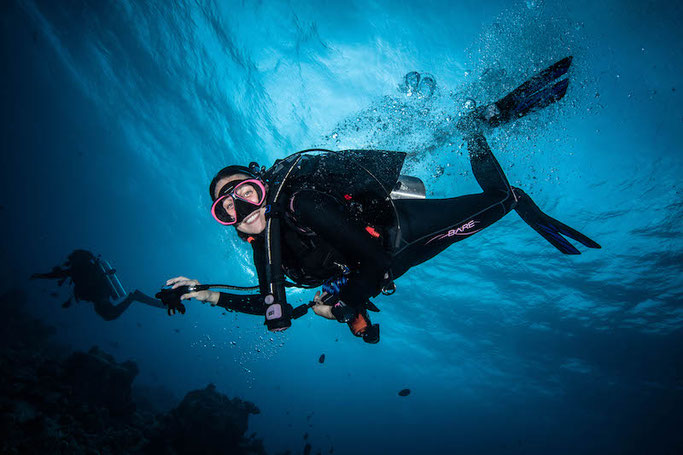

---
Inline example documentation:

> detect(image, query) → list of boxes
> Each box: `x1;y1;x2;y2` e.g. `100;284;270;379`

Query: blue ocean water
2;0;682;453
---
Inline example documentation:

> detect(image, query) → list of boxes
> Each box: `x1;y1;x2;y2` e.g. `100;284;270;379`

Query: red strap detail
365;226;380;238
246;236;255;243
343;194;353;201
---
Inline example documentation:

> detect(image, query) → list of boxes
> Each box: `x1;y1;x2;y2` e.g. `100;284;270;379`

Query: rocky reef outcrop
0;289;266;455
146;383;264;455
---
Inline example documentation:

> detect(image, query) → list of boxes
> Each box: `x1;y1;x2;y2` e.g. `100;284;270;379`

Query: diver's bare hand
311;291;335;320
165;276;219;305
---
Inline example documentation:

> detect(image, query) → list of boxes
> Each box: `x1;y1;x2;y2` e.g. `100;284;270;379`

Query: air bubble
463;98;477;110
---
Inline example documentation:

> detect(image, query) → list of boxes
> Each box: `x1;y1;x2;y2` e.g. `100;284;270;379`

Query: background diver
162;56;600;343
32;249;165;321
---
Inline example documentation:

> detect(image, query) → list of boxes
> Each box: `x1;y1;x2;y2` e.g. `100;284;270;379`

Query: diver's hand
165;276;219;305
311;291;335;320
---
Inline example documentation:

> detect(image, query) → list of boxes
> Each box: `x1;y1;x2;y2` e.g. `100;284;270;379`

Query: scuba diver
32;249;165;320
163;56;600;344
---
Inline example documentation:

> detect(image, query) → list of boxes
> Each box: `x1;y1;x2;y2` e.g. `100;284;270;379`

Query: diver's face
214;175;267;235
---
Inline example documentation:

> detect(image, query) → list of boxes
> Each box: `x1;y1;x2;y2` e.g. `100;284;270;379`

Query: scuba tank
95;257;127;300
390;175;426;200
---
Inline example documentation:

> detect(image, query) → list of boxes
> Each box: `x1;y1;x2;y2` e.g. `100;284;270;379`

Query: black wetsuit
217;56;602;322
216;132;517;315
391;133;517;278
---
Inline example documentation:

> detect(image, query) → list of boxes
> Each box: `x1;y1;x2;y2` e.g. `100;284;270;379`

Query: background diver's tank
390;175;426;200
96;257;127;300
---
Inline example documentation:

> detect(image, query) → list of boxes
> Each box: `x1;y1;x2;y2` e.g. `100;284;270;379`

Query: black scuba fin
513;188;601;255
458;56;573;131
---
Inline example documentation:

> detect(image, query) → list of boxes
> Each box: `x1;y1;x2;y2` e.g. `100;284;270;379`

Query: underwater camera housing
155;285;192;315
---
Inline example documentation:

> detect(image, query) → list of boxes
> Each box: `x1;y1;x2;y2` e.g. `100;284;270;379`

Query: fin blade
488;57;573;127
542;216;602;249
456;57;574;132
510;78;569;118
510;56;573;100
536;223;581;255
514;189;600;255
517;209;581;255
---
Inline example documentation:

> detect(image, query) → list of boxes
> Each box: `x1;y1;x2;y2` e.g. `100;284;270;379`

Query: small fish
398;388;411;397
136;322;142;328
174;328;180;333
318;354;325;364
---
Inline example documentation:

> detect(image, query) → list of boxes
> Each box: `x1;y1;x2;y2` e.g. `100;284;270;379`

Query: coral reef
0;289;266;454
146;384;264;455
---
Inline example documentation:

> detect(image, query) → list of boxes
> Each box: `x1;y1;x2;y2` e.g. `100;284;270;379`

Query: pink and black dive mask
211;178;267;226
